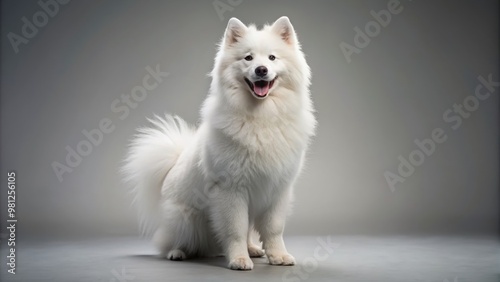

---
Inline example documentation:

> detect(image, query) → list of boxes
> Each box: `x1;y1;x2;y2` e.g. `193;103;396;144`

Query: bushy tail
122;114;196;235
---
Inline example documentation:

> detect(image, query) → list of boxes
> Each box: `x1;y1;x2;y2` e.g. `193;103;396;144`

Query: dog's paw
267;253;295;266
248;245;265;257
167;249;186;261
228;256;254;270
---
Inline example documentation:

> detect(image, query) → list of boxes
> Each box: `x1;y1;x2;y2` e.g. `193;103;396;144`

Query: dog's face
213;17;309;102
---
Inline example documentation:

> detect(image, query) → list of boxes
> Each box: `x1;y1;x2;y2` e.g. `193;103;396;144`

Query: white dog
123;16;316;270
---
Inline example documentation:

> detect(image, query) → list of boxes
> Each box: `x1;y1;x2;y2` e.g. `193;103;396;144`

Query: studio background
1;0;498;240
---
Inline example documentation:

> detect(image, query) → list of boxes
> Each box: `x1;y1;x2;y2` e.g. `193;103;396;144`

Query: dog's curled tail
122;114;196;235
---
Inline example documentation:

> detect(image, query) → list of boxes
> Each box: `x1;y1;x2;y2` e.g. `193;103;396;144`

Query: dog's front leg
257;194;296;266
210;190;253;270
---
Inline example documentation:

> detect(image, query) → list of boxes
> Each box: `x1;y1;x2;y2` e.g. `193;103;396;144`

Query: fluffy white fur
123;16;316;270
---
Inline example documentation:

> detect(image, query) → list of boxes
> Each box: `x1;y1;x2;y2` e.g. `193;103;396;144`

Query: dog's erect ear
224;17;247;46
271;16;296;45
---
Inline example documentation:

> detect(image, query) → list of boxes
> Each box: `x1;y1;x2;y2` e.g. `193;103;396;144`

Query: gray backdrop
1;0;498;238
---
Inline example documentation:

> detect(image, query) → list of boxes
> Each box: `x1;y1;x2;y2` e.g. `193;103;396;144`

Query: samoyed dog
123;16;316;270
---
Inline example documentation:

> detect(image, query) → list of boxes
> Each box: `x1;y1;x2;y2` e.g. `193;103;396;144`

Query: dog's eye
269;55;276;61
244;55;253;61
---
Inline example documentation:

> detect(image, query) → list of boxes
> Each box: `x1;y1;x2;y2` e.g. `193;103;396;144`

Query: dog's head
212;17;310;103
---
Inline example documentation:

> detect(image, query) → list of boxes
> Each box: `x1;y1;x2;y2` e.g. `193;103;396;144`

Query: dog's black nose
255;66;268;77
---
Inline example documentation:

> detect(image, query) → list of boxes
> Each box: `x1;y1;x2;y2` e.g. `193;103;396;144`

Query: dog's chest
236;115;305;156
206;116;305;187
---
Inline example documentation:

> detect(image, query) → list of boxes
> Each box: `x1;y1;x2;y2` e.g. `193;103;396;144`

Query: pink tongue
254;82;269;96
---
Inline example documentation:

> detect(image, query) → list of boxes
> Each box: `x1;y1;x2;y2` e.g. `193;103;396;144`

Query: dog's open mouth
244;77;275;99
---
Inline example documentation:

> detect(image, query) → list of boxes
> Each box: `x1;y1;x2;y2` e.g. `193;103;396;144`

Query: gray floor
1;236;499;282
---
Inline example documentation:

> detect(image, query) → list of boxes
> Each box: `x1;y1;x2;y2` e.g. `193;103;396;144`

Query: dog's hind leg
153;203;198;261
247;226;265;257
